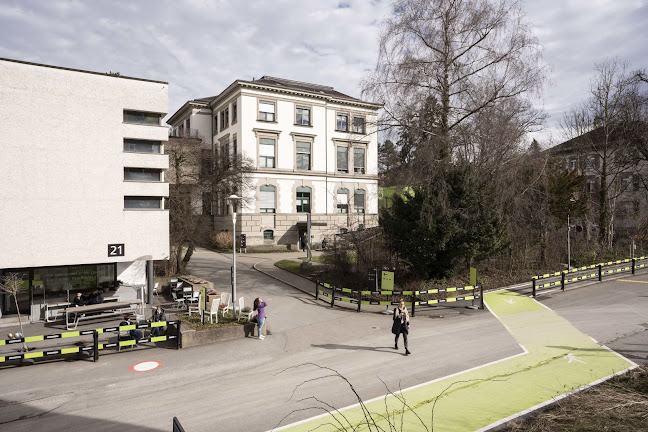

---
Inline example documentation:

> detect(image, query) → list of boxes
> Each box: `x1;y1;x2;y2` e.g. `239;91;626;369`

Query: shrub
210;231;233;249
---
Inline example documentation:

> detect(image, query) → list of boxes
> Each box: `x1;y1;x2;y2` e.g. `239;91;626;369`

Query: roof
0;57;168;84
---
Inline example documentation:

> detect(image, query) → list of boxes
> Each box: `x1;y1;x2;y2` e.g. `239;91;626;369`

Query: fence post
330;286;336;308
561;271;565;291
411;292;416;317
357;290;361;313
480;285;484;310
598;264;602;282
176;320;181;350
532;278;536;298
93;330;99;362
632;258;636;275
315;279;319;300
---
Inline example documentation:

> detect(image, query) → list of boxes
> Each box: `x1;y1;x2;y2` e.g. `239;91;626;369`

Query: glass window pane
336;114;348;131
353;116;365;133
123;139;161;153
337;147;348;172
354;148;365;174
264;230;274;240
124;168;162;181
123;110;161;126
124;196;161;209
260;101;275;114
354;190;365;213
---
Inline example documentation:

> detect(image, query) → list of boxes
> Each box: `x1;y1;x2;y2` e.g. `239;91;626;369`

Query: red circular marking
130;360;163;373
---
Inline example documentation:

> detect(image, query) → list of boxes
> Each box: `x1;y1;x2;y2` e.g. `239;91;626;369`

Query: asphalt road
0;250;645;432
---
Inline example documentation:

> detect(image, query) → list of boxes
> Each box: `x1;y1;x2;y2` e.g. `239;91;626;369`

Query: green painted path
274;290;635;432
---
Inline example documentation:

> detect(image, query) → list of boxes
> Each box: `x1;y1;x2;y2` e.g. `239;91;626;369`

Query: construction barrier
531;256;648;297
0;321;180;366
315;281;483;316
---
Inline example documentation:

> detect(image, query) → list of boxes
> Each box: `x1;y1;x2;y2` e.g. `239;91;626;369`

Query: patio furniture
171;291;185;309
188;292;201;317
238;297;254;322
204;298;220;324
219;293;232;317
65;301;136;330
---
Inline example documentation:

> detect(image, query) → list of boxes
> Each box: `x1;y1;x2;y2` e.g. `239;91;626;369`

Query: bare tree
363;0;546;155
561;58;643;248
0;273;29;352
166;131;253;275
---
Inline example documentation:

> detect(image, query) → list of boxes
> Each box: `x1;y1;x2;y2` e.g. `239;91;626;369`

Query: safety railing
0;320;180;366
531;256;648;296
314;281;483;316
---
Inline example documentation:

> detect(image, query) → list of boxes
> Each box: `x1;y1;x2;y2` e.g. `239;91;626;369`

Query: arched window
263;229;274;240
296;186;311;213
336;188;349;214
354;189;365;214
259;185;276;213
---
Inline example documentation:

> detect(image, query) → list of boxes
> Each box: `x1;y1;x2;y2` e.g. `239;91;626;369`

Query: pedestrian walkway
273;289;635;432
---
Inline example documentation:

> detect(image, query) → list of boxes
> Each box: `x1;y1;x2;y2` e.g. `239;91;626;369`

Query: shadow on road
311;344;401;354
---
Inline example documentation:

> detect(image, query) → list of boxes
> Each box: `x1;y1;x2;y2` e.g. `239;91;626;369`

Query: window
296;186;311;213
586;178;595;194
123;139;161;154
621;174;633;190
124;168;162;182
337;188;348;213
337;146;348;172
186;117;191;132
259;137;276;168
220;109;229;131
296;106;311;126
352;116;365;133
232;101;237;124
123;110;161;126
354;148;365;174
263;229;274;240
336;113;348;131
124;196;162;209
259;100;276;121
296;141;311;170
354;189;365;213
213;115;218;133
587;155;598;169
202;192;212;215
232;136;238;165
260;185;276;213
569;158;577;171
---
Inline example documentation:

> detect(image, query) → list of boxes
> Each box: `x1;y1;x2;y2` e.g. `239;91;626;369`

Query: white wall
0;59;169;269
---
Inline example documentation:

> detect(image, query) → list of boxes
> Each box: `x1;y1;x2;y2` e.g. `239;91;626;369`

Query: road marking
618;279;648;283
505;299;515;304
273;290;635;432
566;353;586;364
130;360;162;373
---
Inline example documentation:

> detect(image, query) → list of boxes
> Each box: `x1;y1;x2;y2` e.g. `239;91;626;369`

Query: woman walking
392;299;411;355
253;297;267;340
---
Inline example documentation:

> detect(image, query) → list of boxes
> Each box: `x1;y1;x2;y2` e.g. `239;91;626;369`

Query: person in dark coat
150;306;165;337
89;290;104;304
391;299;411;355
120;314;142;343
73;292;86;307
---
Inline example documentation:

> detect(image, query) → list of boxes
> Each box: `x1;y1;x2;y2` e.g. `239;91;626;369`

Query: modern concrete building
167;76;381;248
0;58;169;319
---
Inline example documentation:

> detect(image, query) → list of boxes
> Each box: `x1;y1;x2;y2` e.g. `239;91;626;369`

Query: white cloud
0;0;645;147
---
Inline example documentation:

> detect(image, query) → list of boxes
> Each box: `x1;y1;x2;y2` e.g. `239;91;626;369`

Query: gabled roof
167;75;382;124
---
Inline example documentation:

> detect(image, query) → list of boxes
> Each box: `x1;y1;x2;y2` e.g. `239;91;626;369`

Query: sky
1;0;646;147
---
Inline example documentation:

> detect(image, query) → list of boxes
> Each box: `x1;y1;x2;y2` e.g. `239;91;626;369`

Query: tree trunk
179;243;196;274
12;294;27;352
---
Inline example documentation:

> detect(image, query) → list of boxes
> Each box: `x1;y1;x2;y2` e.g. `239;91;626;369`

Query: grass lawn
275;260;306;275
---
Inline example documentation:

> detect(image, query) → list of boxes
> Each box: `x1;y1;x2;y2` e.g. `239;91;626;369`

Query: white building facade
0;58;169;318
167;76;381;248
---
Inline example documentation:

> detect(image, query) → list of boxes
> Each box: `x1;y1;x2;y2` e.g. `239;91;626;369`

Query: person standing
253;297;267;340
392;299;411;355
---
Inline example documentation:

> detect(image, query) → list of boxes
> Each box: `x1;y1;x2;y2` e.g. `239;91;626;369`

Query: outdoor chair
238;297;254;322
219;292;232;317
188;292;201;317
205;298;220;324
153;282;159;296
171;291;185;309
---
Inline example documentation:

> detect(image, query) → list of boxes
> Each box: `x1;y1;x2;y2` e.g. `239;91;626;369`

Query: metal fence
531;256;648;296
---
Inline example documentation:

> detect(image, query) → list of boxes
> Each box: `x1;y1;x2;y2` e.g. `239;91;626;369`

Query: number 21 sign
108;244;125;257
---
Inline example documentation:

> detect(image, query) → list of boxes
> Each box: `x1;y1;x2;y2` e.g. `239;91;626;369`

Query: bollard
357;290;361;312
315;279;319;300
480;285;484;310
330;286;336;308
176;320;181;350
598;264;602;282
93;330;99;362
532;278;536;297
632;259;636;275
411;292;416;317
561;271;565;291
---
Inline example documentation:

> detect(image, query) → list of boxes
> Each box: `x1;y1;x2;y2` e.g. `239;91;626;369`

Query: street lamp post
228;194;242;320
567;197;576;271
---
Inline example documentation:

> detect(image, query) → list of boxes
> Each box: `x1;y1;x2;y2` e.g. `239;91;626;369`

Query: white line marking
566;353;586;364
